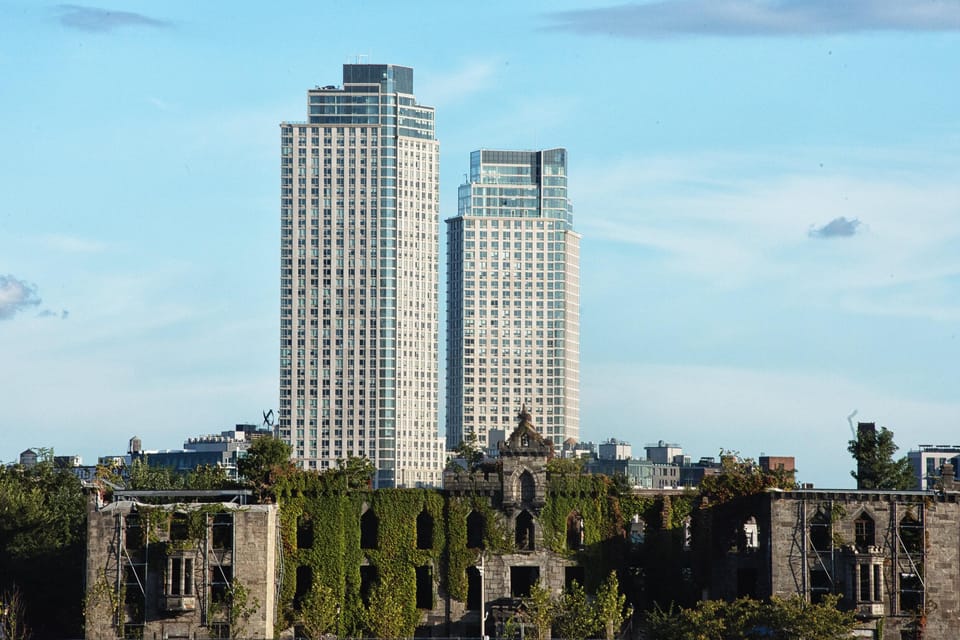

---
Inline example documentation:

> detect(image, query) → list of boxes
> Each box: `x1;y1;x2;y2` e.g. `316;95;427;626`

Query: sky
1;0;958;488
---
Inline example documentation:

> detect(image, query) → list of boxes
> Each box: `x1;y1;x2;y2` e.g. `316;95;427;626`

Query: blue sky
1;0;958;487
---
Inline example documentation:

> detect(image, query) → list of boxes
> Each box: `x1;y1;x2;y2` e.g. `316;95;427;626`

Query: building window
855;512;875;550
467;510;485;549
297;514;314;549
167;557;193;596
515;510;535;551
416;508;434;550
360;509;379;549
415;565;433;609
212;512;233;550
510;566;540;598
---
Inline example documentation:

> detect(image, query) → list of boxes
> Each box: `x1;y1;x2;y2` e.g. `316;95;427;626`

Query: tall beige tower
446;149;581;451
279;64;443;487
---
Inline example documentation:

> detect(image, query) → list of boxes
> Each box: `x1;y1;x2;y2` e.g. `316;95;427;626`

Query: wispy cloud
419;60;499;108
37;308;70;320
0;275;42;320
809;216;861;238
43;234;107;253
56;4;172;33
544;0;960;38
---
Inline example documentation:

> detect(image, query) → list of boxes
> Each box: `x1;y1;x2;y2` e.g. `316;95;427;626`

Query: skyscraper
446;149;580;450
279;64;444;488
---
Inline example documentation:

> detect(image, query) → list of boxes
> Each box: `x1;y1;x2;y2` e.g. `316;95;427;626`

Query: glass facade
280;64;443;488
446;149;580;450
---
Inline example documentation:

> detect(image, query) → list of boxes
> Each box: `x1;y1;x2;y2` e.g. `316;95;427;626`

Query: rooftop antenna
846;410;858;439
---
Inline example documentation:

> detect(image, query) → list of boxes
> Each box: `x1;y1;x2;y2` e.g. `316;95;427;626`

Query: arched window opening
359;565;377;607
519;470;535;504
416;508;434;550
360;509;379;550
294;565;312;610
467;510;486;549
515;510;535;551
899;512;923;555
809;509;831;552
566;512;585;551
854;512;875;550
296;514;313;549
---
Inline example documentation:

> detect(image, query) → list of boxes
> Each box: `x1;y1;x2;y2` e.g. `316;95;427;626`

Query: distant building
908;444;960;490
19;449;37;468
598;439;631;461
645;440;683;465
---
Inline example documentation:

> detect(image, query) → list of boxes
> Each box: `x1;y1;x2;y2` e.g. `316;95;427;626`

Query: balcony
163;594;197;612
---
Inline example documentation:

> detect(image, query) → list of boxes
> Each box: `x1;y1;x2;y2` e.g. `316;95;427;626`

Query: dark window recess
415;565;433;609
566;512;584;551
211;566;232;604
564;566;585;591
736;568;758;599
810;569;832;604
416;509;434;550
294;566;313;610
855;513;875;550
170;513;189;541
360;510;379;549
467;510;485;549
125;513;144;551
515;510;535;551
297;514;314;549
900;572;923;614
466;567;481;610
359;565;377;607
899;514;923;554
212;513;233;550
809;510;831;552
858;564;871;602
511;566;540;598
519;471;535;503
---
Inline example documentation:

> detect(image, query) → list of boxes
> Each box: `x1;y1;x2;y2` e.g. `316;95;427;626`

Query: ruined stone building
701;479;960;638
84;488;278;640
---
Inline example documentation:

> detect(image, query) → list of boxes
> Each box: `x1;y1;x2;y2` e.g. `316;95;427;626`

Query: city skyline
1;1;959;487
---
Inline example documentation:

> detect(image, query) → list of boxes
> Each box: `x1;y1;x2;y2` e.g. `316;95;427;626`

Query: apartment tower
446;149;580;450
279;64;443;487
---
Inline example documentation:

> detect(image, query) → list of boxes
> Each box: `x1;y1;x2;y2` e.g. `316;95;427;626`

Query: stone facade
703;488;960;638
84;490;278;640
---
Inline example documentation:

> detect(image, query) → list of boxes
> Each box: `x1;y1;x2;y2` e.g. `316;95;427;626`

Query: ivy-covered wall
273;469;697;637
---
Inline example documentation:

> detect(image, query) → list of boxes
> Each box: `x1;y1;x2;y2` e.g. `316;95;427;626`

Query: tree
453;432;484;469
237;436;294;499
593;571;631;640
0;586;30;640
644;595;855;640
0;455;85;639
552;581;594;640
523;581;556;640
848;424;915;490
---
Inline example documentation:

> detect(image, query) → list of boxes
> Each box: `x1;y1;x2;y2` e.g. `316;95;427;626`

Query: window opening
360;509;379;549
467;510;486;549
297;514;314;549
566;512;584;551
212;512;233;550
416;508;434;550
510;566;540;598
415;565;433;609
515;510;535;551
854;512;875;550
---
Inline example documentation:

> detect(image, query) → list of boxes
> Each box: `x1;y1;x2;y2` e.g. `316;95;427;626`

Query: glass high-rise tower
279;64;444;488
446;149;580;450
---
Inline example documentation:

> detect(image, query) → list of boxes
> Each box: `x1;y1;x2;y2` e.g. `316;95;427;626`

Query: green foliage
523;581;556;640
0;455;85;639
453;432;485;468
211;578;261;640
644;595;855;639
848;426;915;490
275;467;444;638
698;452;795;505
366;581;419;640
552;581;594;640
299;584;340;640
546;457;585;475
126;459;238;492
237;436;294;499
593;571;631;640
